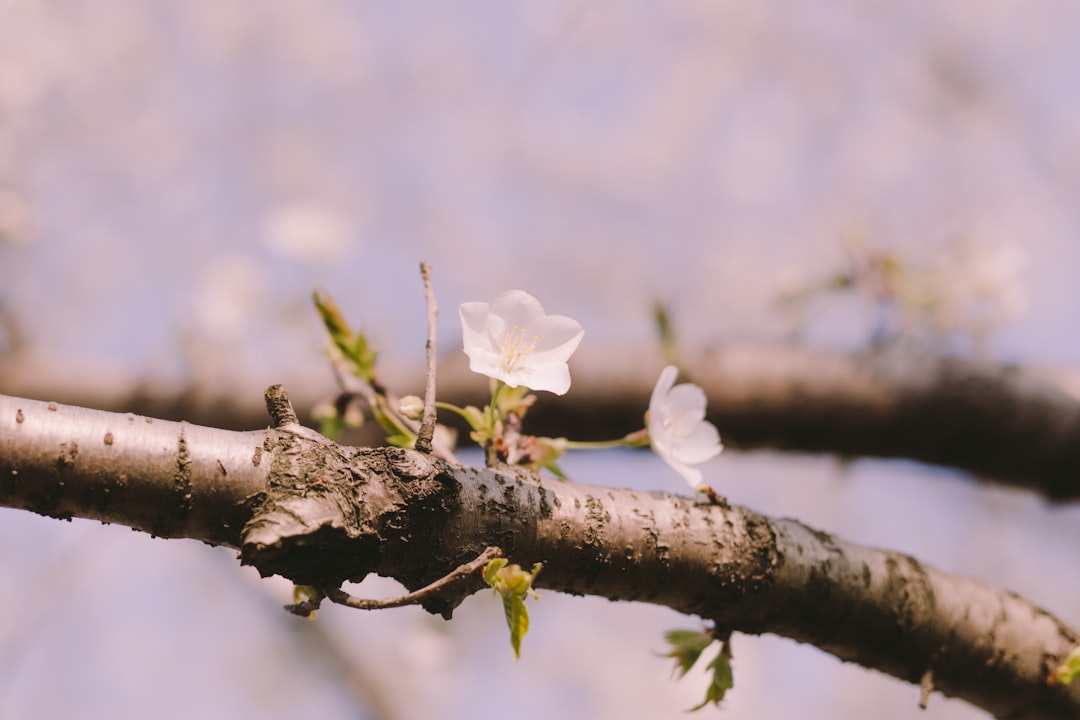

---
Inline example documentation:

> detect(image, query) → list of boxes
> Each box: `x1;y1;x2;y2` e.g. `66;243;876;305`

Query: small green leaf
504;593;529;659
314;290;377;381
483;558;508;586
314;290;353;350
482;558;542;659
688;637;734;712
663;629;735;711
662;629;715;678
1050;646;1080;686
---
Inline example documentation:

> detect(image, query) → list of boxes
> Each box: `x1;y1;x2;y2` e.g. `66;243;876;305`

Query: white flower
459;290;584;395
648;365;722;488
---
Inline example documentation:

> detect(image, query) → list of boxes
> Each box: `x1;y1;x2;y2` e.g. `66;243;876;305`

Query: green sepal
493;383;536;418
461;405;488;433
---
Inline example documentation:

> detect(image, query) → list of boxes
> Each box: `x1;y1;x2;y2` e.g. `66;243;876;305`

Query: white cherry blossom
648;365;722;488
459;290;584;395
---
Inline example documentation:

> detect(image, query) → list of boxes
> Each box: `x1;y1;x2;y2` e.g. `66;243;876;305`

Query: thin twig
324;546;502;611
415;260;438;454
919;667;933;709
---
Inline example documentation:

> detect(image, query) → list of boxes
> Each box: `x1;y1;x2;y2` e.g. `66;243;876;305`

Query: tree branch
0;393;268;546
1;392;1076;717
5;342;1080;498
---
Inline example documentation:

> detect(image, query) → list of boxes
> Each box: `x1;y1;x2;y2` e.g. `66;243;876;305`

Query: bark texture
0;394;268;546
1;391;1076;718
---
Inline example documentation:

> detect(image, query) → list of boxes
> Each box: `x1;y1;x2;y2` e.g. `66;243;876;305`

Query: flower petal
527;314;585;362
647;365;722;488
459;301;493;348
651;366;679;407
520;362;572;395
665;383;708;421
458;290;583;394
673;422;723;464
488;290;547;333
665;456;704;488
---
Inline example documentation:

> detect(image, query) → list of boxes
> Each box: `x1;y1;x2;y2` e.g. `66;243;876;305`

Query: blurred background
2;2;1080;718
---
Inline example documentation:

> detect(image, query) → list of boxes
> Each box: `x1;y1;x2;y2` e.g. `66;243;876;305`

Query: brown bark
1;390;1076;718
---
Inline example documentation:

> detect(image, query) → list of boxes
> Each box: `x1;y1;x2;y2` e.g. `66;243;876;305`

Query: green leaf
461;405;487;432
313;290;377;381
482;558;542;659
688;638;734;712
662;629;715;678
313;290;353;351
1050;646;1080;686
504;593;529;659
483;558;507;586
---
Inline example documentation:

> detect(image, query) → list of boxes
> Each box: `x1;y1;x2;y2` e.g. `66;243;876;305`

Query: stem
484;380;505;467
563;428;651;451
371;395;416;442
561;438;633;450
416;260;438;454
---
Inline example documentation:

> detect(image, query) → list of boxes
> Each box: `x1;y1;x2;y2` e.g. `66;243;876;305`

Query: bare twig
920;667;934;709
284;546;502;617
415;260;438;454
264;384;299;427
324;546;501;611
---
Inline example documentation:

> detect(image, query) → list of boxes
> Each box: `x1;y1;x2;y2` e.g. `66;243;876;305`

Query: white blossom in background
648;365;722;488
459;290;584;395
193;252;265;339
262;203;354;265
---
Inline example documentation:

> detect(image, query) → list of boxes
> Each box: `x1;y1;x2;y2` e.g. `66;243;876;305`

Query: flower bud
399;395;425;420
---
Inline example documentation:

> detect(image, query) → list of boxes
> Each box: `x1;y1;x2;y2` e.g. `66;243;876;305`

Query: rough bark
1;390;1076;718
5;342;1080;499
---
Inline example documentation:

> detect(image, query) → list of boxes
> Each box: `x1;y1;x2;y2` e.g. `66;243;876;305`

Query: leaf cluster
662;629;734;711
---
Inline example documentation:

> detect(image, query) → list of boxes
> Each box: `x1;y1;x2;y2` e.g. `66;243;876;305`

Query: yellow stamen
502;325;539;372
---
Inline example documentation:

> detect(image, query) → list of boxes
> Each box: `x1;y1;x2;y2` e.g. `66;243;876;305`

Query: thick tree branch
5;342;1080;499
1;392;1076;717
0;394;269;546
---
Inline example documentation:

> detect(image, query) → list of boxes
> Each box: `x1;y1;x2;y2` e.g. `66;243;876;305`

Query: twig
415;260;438;454
919;667;934;709
264;384;299;427
325;546;501;611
